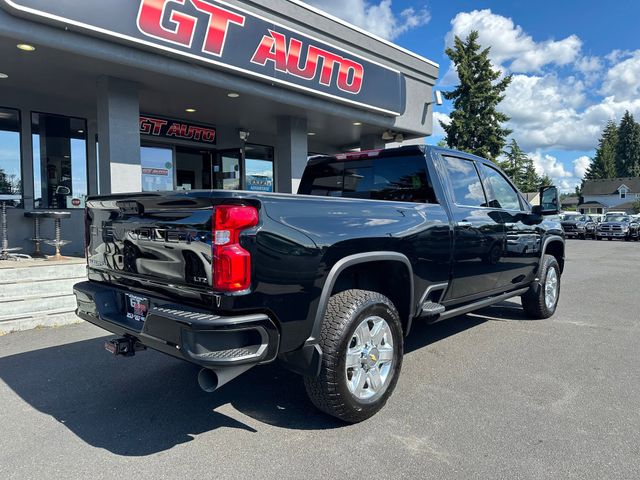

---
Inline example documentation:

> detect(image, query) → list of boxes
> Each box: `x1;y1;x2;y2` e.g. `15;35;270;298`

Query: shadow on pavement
0;303;527;456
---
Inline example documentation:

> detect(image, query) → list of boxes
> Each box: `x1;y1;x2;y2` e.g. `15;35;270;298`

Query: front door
215;149;244;190
175;146;214;190
438;155;507;301
476;162;540;289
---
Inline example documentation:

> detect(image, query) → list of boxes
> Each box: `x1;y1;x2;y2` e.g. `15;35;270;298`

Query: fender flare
537;235;565;278
307;251;414;345
280;252;414;378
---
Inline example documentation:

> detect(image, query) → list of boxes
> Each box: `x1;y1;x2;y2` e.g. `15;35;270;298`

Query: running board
433;287;530;323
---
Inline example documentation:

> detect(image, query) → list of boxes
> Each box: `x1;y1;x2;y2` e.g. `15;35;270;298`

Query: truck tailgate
85;193;253;302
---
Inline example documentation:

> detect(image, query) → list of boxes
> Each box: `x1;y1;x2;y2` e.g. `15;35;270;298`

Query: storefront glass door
176;147;213;190
215;149;243;190
245;144;274;192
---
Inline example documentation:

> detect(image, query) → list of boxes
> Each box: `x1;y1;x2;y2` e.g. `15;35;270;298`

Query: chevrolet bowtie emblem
369;354;377;362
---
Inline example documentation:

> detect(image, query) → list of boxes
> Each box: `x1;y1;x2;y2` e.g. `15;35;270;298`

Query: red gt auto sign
140;115;217;144
1;0;405;115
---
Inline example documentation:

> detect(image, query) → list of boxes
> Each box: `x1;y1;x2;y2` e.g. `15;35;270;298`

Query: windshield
605;215;630;222
560;214;582;221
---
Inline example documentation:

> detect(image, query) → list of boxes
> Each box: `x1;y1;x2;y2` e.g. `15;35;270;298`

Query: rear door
438;155;506;301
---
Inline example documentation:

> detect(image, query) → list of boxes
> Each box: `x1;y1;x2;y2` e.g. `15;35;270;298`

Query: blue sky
306;0;640;191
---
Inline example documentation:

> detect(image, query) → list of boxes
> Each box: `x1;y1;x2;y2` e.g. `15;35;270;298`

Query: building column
96;77;141;194
275;117;308;194
360;133;385;151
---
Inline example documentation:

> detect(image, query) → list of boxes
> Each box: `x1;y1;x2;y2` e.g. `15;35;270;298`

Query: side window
478;163;522;211
442;156;487;207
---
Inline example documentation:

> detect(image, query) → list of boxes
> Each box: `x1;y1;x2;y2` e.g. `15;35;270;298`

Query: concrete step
0;262;86;284
0;293;77;316
0;307;82;335
0;278;83;299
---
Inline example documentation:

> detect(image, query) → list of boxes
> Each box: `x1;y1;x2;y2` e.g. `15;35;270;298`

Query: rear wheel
521;254;561;319
304;289;403;423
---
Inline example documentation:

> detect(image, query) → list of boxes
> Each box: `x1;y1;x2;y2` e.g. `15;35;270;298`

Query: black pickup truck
74;145;564;422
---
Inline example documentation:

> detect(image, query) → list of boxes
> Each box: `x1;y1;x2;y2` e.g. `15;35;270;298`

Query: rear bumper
73;281;279;369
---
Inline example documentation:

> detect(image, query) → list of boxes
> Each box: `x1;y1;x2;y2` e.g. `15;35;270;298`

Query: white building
579;178;640;214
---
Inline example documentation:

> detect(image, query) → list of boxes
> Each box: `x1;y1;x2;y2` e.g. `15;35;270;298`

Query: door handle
457;221;473;228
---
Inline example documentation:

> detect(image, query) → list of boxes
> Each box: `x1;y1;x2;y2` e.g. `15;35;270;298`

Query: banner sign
1;0;405;115
140;114;217;144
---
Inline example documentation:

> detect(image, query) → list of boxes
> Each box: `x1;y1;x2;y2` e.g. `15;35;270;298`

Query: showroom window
0;107;23;208
141;145;174;191
32;112;88;209
245;144;274;192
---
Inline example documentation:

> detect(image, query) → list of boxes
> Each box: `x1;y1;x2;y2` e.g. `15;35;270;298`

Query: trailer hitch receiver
104;337;146;357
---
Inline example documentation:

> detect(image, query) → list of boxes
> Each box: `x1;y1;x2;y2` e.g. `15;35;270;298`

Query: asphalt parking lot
1;240;639;479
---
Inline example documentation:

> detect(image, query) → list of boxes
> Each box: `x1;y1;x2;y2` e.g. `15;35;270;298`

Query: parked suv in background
596;214;640;241
560;213;597;239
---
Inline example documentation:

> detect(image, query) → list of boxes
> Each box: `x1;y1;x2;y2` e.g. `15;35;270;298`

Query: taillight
212;205;259;292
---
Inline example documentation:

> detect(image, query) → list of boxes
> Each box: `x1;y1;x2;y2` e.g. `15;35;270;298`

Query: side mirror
532;186;560;215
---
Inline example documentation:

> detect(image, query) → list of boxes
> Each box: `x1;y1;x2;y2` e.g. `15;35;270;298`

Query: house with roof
579;177;640;214
561;195;579;211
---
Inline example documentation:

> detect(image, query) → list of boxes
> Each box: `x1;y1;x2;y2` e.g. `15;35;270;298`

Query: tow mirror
531;186;560;215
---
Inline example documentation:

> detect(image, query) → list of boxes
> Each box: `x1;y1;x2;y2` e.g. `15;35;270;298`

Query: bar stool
42;211;72;260
0;201;31;261
24;211;50;258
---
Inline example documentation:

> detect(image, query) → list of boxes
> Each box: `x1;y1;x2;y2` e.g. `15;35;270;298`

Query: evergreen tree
0;168;12;194
540;175;553;188
499;139;545;192
615;111;640;177
440;31;512;162
499;139;527;187
584;120;618;180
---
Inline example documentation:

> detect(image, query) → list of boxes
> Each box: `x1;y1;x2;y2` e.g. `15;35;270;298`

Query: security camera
238;130;250;141
434;91;443;106
381;130;395;141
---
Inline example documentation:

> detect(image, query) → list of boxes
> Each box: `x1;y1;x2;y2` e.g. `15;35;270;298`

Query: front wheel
304;289;403;423
521;254;561;319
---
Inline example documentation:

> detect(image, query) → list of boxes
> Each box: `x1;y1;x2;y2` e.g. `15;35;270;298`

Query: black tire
521;254;561;319
608;237;612;241
597;237;602;241
304;289;403;423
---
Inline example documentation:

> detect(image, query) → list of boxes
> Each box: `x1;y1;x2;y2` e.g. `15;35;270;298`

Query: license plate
125;293;149;323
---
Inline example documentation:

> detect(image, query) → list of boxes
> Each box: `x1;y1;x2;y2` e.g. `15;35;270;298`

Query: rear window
298;155;438;203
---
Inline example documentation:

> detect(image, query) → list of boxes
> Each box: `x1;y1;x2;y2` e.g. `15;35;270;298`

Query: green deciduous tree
584;120;618;180
615;111;640;177
440;31;512;162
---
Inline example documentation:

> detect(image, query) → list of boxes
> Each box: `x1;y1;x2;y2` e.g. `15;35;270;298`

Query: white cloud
605;49;634;64
432;111;450;137
573;156;591;178
529;151;589;193
446;9;582;73
305;0;430;40
530;151;572;179
501;73;640;151
576;56;602;75
600;50;640;101
575;56;603;85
